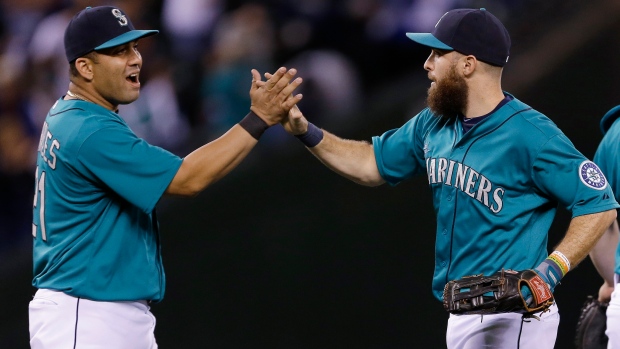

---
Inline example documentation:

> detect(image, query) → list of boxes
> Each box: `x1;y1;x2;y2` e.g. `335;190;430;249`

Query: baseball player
278;8;619;349
29;6;302;349
590;104;620;348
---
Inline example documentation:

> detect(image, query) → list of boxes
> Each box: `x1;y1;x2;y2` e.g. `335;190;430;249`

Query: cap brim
95;30;159;50
406;33;453;50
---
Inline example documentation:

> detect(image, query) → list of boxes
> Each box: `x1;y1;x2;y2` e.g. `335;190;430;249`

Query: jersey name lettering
426;157;504;213
37;121;60;170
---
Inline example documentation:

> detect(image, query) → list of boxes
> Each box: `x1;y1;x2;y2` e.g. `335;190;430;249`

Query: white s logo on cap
111;9;128;26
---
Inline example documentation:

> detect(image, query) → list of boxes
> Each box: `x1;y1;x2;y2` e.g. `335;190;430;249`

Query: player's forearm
166;125;257;196
554;209;617;269
308;130;385;187
589;219;619;286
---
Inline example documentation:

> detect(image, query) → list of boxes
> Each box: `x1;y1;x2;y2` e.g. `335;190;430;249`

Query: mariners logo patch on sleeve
579;161;607;190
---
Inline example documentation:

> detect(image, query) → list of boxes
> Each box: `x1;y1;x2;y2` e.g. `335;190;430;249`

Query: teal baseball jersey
372;94;620;300
593;105;620;276
32;98;183;302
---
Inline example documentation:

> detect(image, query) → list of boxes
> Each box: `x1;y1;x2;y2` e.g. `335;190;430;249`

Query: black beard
426;65;468;122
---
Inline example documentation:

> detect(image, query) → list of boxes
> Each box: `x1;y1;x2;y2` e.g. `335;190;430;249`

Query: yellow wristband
547;251;570;276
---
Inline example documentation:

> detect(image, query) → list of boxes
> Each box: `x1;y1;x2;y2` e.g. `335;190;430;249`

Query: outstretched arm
166;67;303;196
283;105;385;187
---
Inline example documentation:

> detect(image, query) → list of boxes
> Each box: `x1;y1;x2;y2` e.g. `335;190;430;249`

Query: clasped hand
249;67;303;126
259;70;310;136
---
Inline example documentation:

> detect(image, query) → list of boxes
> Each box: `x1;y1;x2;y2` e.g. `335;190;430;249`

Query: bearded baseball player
279;8;619;348
29;6;302;348
589;104;620;348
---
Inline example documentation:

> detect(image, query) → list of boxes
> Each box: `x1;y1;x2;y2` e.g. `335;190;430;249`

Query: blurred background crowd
0;0;534;263
1;0;620;348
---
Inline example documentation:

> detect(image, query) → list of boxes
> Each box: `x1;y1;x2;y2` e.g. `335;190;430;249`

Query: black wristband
295;122;324;147
239;111;269;140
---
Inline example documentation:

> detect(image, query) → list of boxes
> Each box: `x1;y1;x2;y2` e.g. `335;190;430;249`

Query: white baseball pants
446;303;559;348
29;288;157;349
607;274;620;349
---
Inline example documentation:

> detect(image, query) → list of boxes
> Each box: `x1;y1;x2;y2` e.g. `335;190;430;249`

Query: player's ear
74;57;95;81
462;55;477;76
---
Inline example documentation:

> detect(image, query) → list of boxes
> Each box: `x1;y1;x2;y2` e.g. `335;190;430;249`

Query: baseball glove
443;269;554;317
574;295;608;349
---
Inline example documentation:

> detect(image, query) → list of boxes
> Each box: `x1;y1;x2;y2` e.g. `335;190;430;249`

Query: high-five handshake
256;70;307;131
248;67;303;128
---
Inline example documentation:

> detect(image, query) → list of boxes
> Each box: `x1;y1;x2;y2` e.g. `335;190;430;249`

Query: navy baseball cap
406;8;510;67
64;6;158;62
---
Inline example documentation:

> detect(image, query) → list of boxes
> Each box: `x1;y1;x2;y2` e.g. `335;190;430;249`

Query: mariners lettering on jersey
37;121;60;170
426;157;505;213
